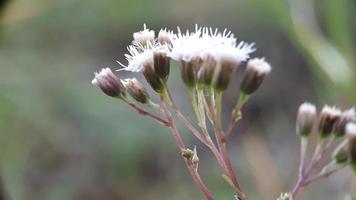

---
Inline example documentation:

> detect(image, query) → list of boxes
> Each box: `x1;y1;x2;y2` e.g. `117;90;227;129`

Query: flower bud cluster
295;102;356;166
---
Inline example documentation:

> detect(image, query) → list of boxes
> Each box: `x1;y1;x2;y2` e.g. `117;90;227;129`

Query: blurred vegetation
0;0;355;199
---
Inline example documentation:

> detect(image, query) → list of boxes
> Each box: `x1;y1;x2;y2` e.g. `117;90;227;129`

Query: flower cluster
290;103;356;198
93;24;270;102
91;24;271;200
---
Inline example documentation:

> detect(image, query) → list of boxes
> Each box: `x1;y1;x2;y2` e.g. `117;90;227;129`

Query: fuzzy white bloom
298;102;317;116
169;25;255;64
346;123;356;138
276;192;293;200
118;42;170;72
296;102;317;136
342;107;356;121
246;57;272;75
158;28;176;45
169;26;205;62
91;68;115;86
133;24;155;46
321;105;342;118
91;68;125;97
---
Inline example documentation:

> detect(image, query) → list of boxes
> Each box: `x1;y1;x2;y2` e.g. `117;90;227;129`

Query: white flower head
169;25;205;62
158;28;176;45
299;102;317;115
133;24;155;46
118;41;170;72
346;123;356;138
342;107;356;121
246;57;272;75
321;105;342;118
297;102;317;136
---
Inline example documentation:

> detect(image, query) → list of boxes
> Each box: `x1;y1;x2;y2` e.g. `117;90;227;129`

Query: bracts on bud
197;54;217;86
154;51;170;81
181;58;202;89
143;63;165;94
296;102;317;137
212;59;238;91
92;68;126;98
333;108;356;137
318;106;341;138
240;58;271;95
122;78;150;104
346;123;356;173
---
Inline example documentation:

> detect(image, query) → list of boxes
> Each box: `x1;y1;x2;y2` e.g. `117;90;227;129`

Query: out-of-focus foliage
0;0;355;199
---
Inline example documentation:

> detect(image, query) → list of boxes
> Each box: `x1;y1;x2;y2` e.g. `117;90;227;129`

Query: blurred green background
0;0;355;199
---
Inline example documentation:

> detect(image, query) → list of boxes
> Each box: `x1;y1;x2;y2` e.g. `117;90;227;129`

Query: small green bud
296;102;317;137
332;141;349;164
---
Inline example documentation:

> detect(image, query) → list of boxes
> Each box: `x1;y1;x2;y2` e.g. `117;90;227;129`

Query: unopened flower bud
240;58;271;95
122;78;149;104
318;105;341;138
142;63;164;93
158;29;175;45
212;59;238;91
154;51;170;81
181;148;194;160
133;24;155;47
181;58;202;89
346;123;356;170
333;108;356;137
296;102;317;137
332;140;349;164
92;68;125;98
198;54;216;86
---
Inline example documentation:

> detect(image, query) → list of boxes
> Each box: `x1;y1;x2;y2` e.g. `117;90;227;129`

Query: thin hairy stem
123;98;170;127
186;161;215;200
160;97;214;200
212;91;245;199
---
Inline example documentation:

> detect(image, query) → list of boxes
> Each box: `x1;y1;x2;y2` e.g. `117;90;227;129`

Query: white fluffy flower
133;24;155;46
246;57;272;75
118;42;169;72
168;26;205;62
320;105;342;118
158;28;176;45
169;25;255;65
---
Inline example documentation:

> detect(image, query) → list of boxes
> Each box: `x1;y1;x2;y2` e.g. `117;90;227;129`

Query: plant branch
160;97;214;200
123;98;170;127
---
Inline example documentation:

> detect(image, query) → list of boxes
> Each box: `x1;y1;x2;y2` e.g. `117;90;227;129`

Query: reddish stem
126;101;169;127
